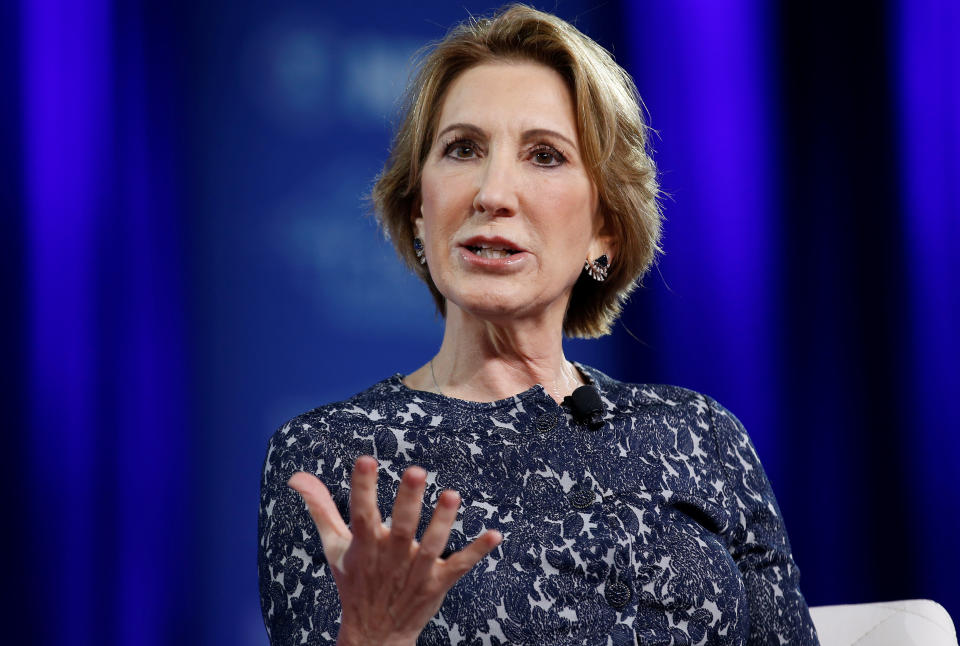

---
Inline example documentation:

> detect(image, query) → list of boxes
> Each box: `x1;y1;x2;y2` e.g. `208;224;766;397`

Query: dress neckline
390;361;600;411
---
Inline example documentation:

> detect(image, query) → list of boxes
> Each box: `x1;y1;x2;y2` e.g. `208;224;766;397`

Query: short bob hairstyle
372;3;662;338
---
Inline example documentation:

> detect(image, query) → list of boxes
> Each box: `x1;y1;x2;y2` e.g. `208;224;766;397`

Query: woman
258;5;820;645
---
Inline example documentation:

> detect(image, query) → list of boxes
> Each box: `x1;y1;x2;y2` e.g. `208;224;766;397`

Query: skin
288;61;612;645
408;61;614;402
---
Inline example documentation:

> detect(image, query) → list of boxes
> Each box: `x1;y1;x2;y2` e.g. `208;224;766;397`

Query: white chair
810;599;957;646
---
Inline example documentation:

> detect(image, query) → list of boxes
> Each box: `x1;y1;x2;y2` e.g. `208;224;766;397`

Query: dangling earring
413;237;426;265
584;254;609;281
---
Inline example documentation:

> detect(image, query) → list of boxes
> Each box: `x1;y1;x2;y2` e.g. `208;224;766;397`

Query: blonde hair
371;3;662;338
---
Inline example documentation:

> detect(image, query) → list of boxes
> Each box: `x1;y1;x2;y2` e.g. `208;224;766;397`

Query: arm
258;426;343;645
707;398;821;646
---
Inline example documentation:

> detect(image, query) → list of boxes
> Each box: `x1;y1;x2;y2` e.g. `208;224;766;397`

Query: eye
530;145;566;167
443;138;478;160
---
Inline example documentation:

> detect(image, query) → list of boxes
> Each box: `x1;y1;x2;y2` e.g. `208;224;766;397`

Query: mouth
460;236;526;260
464;245;522;259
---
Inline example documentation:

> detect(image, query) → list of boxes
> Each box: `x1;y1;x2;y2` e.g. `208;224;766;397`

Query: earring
413;237;426;265
585;254;609;281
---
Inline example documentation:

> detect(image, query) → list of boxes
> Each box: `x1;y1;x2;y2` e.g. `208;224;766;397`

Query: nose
472;150;518;216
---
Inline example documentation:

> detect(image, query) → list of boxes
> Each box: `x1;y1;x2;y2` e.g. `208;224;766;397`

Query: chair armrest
809;599;957;646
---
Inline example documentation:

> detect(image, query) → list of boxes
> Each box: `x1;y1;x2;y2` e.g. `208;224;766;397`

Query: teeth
474;248;513;259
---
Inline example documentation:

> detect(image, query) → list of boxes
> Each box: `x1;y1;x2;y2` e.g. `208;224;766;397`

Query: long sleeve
707;397;820;646
258;424;342;646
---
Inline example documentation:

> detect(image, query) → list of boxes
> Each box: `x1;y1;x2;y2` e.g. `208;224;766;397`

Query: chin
448;285;560;326
461;295;524;319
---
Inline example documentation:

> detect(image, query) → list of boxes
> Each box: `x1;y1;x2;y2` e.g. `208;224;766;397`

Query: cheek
420;171;469;239
421;204;459;246
540;177;597;237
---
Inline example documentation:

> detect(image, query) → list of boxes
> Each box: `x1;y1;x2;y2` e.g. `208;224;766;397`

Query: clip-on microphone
562;385;604;429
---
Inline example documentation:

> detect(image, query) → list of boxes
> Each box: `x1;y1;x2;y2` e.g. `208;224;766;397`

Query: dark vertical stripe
779;1;913;605
1;1;33;643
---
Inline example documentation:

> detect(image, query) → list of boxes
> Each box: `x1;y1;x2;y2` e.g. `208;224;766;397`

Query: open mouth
465;245;522;259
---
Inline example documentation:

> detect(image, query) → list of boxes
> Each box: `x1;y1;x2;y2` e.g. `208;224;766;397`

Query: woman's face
415;61;609;327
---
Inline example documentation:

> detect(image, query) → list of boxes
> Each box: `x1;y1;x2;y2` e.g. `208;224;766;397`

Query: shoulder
578;363;750;447
285;374;407;429
579;362;722;416
260;375;413;483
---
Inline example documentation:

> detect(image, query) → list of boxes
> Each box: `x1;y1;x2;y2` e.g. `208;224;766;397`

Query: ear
587;210;618;264
411;201;425;239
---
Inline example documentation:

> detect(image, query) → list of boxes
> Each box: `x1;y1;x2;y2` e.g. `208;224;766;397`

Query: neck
424;302;581;404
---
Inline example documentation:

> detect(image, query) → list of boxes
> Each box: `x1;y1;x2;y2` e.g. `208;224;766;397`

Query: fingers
388;466;427;545
291;461;502;596
349;456;383;545
439;530;502;587
407;491;502;593
416;490;461;563
287;471;349;543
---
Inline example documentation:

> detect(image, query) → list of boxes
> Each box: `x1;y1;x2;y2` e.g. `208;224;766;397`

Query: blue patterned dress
258;365;820;645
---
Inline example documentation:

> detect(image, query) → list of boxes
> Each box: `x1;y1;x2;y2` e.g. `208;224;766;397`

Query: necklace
429;358;444;395
429;357;579;401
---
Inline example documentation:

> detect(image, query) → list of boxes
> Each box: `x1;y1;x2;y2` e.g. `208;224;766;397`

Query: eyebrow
435;122;579;151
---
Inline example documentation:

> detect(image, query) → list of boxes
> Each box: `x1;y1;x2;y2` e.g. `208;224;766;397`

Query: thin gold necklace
429;358;444;395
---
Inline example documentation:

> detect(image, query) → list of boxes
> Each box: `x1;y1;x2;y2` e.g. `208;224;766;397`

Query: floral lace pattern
258;365;819;645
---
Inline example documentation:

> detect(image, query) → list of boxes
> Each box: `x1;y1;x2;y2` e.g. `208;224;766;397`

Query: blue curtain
622;0;960;619
894;0;960;612
13;1;193;644
7;0;958;644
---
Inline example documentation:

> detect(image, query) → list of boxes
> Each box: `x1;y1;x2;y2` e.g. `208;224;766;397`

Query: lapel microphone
562;385;604;429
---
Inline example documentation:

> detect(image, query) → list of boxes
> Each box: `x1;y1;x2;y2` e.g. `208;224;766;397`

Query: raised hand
287;456;502;646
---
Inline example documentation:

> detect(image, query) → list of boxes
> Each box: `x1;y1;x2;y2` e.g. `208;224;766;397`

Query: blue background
3;1;958;644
